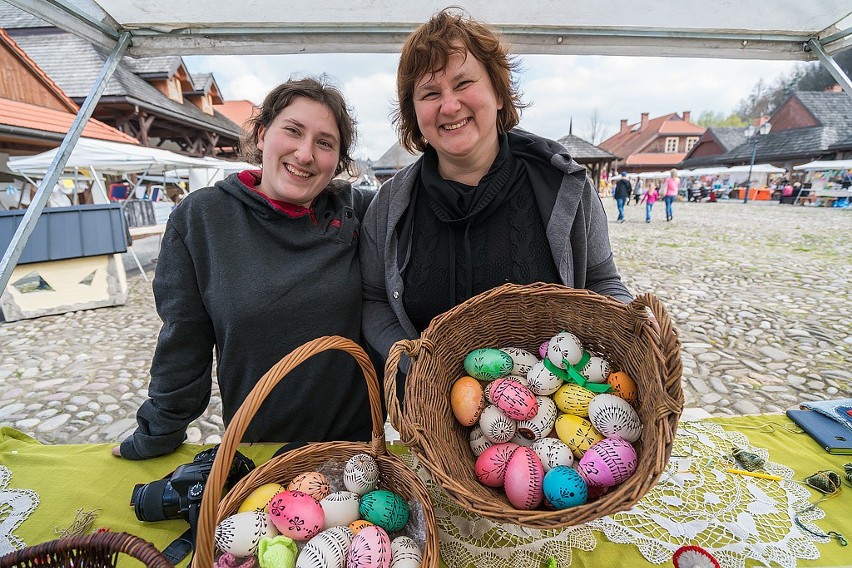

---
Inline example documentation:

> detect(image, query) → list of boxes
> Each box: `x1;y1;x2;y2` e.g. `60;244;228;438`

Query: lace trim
0;465;40;555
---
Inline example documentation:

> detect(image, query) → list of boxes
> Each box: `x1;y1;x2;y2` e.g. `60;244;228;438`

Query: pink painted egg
538;340;549;359
268;490;325;541
546;331;583;368
504;447;544;510
474;442;519;487
288;471;331;502
346;525;391;568
490;378;538;421
578;437;638;488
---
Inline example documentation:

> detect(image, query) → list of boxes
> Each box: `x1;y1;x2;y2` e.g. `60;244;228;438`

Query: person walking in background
633;177;643;205
663;168;680;221
641;184;659;223
613;172;631;222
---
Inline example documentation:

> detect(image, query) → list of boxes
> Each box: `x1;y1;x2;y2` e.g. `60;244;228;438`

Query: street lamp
742;122;772;203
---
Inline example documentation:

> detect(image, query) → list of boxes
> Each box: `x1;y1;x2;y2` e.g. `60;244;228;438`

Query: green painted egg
464;348;513;381
359;489;409;532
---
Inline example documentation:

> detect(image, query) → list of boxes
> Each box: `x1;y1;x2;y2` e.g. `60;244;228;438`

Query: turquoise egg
464;348;514;381
543;466;588;509
359;489;409;532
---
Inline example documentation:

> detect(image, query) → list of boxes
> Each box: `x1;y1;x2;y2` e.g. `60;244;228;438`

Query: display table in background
2;415;850;567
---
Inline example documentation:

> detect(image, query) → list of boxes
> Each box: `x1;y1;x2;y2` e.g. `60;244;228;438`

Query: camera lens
131;479;183;522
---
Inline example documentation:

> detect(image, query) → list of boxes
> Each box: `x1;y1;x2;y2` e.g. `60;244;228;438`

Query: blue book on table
786;409;852;455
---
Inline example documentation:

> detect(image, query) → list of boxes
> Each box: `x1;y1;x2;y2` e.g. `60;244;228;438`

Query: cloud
185;53;799;160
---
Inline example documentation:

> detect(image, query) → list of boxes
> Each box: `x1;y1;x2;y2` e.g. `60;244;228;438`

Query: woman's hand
111;446;123;457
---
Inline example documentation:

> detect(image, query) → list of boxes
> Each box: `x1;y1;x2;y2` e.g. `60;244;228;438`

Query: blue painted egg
542;466;588;509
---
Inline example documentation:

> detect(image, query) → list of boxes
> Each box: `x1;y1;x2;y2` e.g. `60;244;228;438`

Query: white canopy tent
793;159;852;171
2;0;852;292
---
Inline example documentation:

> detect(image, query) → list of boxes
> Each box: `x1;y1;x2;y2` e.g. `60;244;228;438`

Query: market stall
793;160;852;207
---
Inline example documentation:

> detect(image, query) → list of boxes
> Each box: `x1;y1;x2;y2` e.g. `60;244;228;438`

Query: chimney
620;119;628;133
682;111;691;122
640;112;649;130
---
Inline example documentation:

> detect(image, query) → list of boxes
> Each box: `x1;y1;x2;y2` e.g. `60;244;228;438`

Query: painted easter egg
546;332;584;368
450;375;485;426
347;525;391;568
469;426;493;457
485;376;528;404
474;442;519;487
607;371;639;405
296;525;353;568
288;471;331;502
552;383;596;417
500;347;539;377
504;447;545;510
359;490;409;533
237;482;285;513
464;348;513;381
532;438;574;472
348;519;374;536
554;413;604;458
588;393;642;442
516;395;557;441
580;355;612;383
542;466;588;509
215;511;279;557
490;378;538;421
320;490;361;529
510;431;536;447
479;404;516;444
526;361;562;396
578;437;638;487
390;536;422;568
344;453;380;495
269;490;325;541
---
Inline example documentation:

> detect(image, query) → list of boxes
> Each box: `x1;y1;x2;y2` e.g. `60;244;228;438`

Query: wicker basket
0;532;172;568
192;336;439;568
385;282;683;529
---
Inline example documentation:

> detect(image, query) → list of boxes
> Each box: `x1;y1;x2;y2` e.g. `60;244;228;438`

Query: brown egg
450;375;486;426
287;471;330;502
607;371;638;406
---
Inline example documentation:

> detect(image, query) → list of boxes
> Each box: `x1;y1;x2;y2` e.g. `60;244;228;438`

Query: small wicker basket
0;532;172;568
192;336;439;568
385;282;683;529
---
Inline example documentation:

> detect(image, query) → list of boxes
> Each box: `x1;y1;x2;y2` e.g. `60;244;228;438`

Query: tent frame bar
807;38;852;99
0;32;132;294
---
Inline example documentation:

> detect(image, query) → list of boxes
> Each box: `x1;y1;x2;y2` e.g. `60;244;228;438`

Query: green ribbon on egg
542;350;612;393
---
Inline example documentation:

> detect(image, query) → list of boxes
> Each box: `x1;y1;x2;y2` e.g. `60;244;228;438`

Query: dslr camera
131;445;255;523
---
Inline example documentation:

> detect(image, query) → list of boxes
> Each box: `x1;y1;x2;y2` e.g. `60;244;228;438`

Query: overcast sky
185;53;801;161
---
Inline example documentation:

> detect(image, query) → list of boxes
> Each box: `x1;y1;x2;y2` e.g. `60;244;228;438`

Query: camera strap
162;528;194;565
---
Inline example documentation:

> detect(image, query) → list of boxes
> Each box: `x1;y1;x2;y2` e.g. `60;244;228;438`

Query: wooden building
599;111;705;173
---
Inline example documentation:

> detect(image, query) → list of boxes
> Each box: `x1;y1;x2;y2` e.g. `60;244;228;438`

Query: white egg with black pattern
214;510;279;557
390;536;422;568
296;526;353;568
344;453;380;496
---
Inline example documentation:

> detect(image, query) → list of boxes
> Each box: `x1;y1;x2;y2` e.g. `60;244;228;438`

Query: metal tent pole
0;32;131;294
808;38;852;100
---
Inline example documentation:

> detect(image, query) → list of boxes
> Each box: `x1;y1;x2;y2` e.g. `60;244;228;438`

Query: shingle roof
8;30;241;138
0;2;48;28
123;56;183;77
720;126;837;163
709;127;748;151
372;142;420;173
794;91;852;129
555;134;615;161
0;97;139;144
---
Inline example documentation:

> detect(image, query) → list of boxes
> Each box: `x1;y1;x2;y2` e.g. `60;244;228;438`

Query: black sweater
119;173;375;459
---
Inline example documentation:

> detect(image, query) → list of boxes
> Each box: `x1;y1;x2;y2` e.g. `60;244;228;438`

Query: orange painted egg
607;371;638;405
348;519;374;536
552;383;595;417
554;413;604;459
451;376;485;426
288;471;331;502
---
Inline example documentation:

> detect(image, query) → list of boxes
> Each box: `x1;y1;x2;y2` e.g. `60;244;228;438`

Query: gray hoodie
359;129;632;367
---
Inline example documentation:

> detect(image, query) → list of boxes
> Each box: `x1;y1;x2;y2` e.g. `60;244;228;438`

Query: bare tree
586;109;608;144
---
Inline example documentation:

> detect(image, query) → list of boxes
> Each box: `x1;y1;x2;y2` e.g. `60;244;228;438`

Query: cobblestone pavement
0;200;850;446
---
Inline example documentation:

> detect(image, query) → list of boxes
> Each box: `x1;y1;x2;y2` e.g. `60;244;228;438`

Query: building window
685;137;699;152
166;77;183;103
665;137;678;153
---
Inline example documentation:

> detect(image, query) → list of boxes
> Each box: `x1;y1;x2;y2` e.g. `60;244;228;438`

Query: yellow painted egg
450;375;486;426
288;471;331;502
555;413;604;459
348;519;374;536
237;482;286;513
607;371;639;406
552;383;596;416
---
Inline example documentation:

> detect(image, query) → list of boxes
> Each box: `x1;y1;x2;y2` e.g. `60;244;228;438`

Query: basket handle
384;338;432;447
191;336;384;568
630;294;684;427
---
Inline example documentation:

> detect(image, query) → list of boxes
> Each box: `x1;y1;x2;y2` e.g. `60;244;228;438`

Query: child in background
641;184;659;223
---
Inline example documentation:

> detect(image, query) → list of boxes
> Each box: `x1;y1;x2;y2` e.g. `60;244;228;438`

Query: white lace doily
400;452;597;568
0;465;40;555
589;421;822;568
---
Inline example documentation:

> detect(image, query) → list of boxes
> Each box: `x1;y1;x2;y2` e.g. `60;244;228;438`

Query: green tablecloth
1;415;850;567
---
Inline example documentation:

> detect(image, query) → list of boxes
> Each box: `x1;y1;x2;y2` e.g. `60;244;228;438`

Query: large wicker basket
192;336;439;568
0;532;172;568
385;282;683;529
